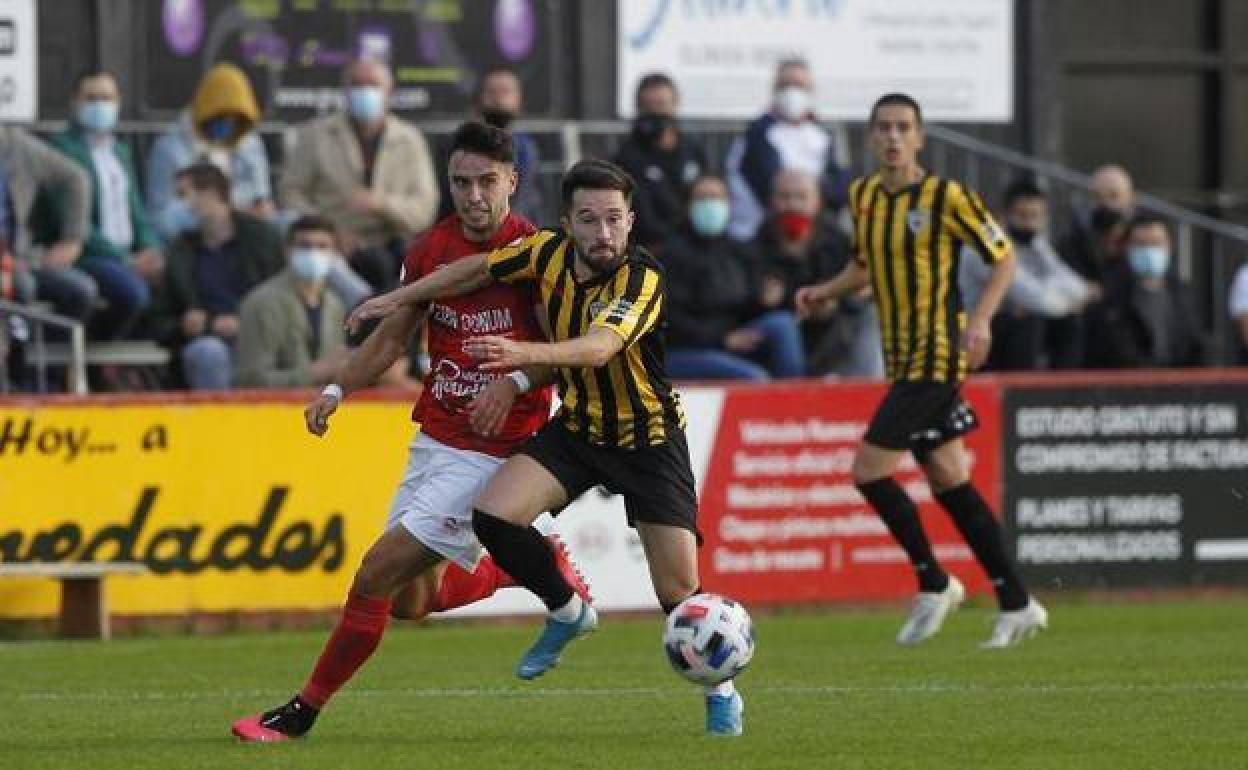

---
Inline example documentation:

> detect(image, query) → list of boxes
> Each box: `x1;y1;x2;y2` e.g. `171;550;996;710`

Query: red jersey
402;213;552;457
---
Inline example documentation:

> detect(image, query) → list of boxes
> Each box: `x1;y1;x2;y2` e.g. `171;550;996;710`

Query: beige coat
235;270;346;388
280;113;438;248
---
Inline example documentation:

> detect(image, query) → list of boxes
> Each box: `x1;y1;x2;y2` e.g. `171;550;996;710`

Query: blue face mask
348;86;386;123
77;100;119;134
1127;245;1169;278
202;116;237;143
290;248;334;282
689;198;731;239
167;198;199;234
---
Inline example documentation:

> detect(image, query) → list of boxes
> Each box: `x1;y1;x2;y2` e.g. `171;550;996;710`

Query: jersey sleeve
486;230;553;284
847;178;868;266
946;182;1012;265
400;232;434;285
590;262;663;347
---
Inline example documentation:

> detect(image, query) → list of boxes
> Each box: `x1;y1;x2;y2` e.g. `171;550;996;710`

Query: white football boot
981;598;1049;649
896;575;965;645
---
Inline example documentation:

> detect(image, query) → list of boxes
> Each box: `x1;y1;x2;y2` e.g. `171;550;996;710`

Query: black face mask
1007;225;1038;243
634;113;675;145
1090;204;1124;234
480;107;517;129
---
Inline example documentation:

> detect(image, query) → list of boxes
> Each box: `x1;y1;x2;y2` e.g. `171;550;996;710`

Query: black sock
472;509;574;611
856;478;949;592
935;483;1029;611
660;585;701;615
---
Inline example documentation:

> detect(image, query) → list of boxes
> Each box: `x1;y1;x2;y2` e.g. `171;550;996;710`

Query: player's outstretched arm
465;327;624;371
964;247;1017;369
795;259;871;320
345;252;493;333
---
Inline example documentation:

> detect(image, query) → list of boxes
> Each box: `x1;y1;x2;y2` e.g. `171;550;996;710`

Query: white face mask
290;248;334;282
774;86;812;121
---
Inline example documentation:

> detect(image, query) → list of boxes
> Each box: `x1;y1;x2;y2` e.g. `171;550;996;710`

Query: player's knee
851;453;887;486
353;544;404;596
922;455;968;493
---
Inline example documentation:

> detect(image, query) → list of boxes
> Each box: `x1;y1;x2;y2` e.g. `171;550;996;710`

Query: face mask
1007;225;1038;244
689;198;730;239
202;116;237;143
290;247;334;282
348;86;386;123
167;198;199;233
1127;245;1169;278
634;113;674;145
77;100;119;134
774;86;812;122
775;211;814;242
1090;204;1123;234
480;106;517;129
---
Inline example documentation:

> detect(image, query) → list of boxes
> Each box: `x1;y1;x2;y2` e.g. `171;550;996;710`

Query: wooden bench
0;562;149;640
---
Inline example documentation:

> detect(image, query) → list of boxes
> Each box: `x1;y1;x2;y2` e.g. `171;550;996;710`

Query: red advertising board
697;381;1002;604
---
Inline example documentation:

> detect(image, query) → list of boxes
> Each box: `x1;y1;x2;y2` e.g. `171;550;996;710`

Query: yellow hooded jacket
191;63;260;148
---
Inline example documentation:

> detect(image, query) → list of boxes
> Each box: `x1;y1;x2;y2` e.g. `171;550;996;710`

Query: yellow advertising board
0;397;415;618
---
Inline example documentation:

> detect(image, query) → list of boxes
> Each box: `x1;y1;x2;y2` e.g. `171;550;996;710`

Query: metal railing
0;299;88;396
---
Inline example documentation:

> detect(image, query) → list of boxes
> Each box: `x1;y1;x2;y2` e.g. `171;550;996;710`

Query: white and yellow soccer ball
663;593;755;686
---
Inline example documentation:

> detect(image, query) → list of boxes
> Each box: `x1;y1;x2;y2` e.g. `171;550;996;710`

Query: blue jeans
32;266;99;323
181;335;233;390
668;311;807;381
667;349;770;381
78;259;150;340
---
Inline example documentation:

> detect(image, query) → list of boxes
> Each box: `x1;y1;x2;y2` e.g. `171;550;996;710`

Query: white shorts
385;432;504;571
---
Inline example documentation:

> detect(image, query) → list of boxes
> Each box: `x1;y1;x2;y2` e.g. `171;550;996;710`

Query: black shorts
863;381;979;459
518;420;700;540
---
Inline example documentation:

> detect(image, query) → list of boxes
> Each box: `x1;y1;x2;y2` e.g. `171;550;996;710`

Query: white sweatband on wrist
506;370;532;394
322;383;345;402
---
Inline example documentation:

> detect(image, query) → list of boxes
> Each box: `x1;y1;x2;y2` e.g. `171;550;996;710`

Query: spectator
961;179;1096;370
0;126;91;326
144;164;284;390
1229;261;1248;363
477;67;544;223
147;62;274;241
235;216;349;387
664;175;805;381
280;58;439;293
748;169;880;378
1083;214;1205;368
725;57;851;241
1061;164;1136;281
613;72;708;256
49;69;161;341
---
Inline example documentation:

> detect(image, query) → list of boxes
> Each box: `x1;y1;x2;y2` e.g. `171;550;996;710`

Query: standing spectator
144;164;284;390
280;58;439;293
1083;214;1205;368
725;58;851;241
235;216;349;387
613;73;708;256
664;175;805;381
478;67;544;223
146;62;274;240
50;69;161;340
748;169;879;378
960;179;1096;370
1061;164;1136;281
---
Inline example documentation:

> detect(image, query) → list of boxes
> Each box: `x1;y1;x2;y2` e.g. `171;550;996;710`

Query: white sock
705;679;736;697
550;593;583;622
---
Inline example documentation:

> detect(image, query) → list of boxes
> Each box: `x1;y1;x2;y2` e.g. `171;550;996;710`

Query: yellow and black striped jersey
849;173;1011;383
487;229;686;449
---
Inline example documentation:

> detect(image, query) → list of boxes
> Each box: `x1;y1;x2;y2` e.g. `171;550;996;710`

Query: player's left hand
464;335;532;371
962;318;993;370
345;291;401;333
469;375;519;437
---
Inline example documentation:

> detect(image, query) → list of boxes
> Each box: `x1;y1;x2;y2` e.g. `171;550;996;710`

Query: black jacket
662;228;761;349
613;132;708;255
1083;265;1207;368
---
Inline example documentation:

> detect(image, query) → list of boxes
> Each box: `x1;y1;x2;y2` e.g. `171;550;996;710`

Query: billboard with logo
617;0;1014;121
0;0;34;122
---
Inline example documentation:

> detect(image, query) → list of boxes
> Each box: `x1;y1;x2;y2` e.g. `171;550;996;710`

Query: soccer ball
663;593;754;686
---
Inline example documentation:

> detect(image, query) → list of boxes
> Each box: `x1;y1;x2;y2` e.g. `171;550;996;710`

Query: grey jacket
0;125;90;264
961;235;1091;317
235;269;346;387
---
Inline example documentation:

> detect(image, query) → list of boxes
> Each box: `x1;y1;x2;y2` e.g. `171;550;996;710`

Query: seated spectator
726;57;851;241
147;62;274;241
236;216;349;387
1083;214;1205;368
143;164;284;390
280;58;438;293
49;69;162;341
613;72;708;256
748;169;880;378
961;179;1097;370
1229;261;1248;363
664;175;804;381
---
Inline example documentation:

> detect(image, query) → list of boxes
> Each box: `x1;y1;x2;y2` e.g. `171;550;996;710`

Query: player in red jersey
231;122;589;742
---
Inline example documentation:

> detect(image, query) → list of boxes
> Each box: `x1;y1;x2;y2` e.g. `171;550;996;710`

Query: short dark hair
635;72;677;105
1004;177;1046;208
287;214;338;246
1123;212;1170;240
869;92;923;126
449;120;515;165
560;159;635;212
175;162;231;203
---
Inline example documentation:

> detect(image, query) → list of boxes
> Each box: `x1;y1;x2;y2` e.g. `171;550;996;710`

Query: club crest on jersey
589;300;609;318
907;209;930;233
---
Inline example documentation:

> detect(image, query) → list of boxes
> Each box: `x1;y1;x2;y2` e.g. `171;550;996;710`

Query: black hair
560;159;635;212
869;92;923;126
1004;177;1046;208
287;214;339;246
449;120;515;165
175;162;231;203
1123;212;1170;240
635;72;677;106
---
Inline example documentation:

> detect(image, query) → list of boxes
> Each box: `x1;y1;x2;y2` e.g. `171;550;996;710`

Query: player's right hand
304;393;340;437
345;291;400;334
468;375;519;437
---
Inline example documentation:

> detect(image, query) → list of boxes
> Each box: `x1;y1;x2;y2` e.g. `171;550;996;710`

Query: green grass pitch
2;598;1246;770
